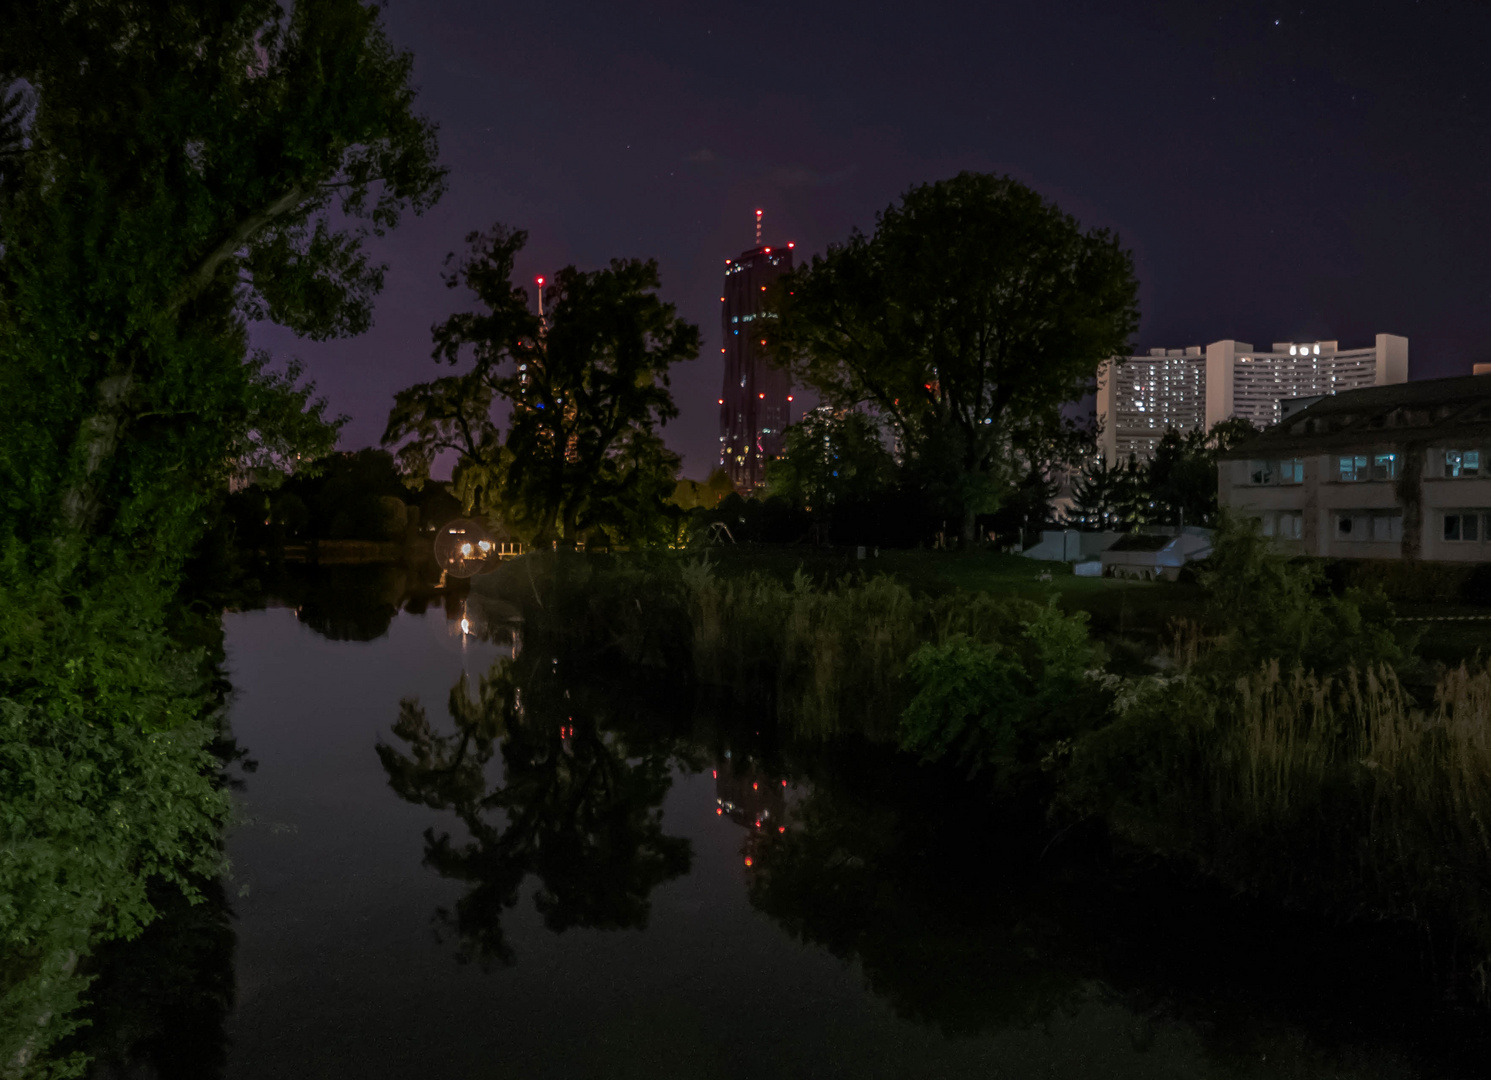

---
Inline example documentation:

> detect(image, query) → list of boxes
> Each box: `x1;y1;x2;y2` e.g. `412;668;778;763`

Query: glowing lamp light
744;857;753;867
536;276;545;286
434;518;497;579
718;398;724;404
460;618;471;635
779;826;785;833
752;782;758;790
716;807;723;815
759;393;765;399
781;780;787;786
787;242;794;248
764;247;771;253
787;395;794;402
712;769;718;778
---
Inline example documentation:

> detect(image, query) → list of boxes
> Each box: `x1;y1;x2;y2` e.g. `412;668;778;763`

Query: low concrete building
1021;529;1122;562
1100;529;1214;581
1218;375;1491;562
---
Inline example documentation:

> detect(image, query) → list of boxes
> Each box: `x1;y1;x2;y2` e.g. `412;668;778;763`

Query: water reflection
377;650;694;966
69;880;234;1079
63;573;1491;1078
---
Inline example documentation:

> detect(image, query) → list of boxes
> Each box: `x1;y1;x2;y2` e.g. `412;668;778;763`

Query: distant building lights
1289;345;1298;355
1314;344;1321;354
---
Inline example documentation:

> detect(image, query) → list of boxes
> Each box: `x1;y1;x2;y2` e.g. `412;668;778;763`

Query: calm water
78;576;1491;1078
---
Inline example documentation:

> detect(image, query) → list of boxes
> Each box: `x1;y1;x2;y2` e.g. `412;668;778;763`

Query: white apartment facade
1097;334;1408;463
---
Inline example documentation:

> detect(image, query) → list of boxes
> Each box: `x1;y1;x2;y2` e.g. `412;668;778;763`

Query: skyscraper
718;228;795;493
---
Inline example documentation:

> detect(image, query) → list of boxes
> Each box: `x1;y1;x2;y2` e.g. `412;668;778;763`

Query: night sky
249;0;1491;478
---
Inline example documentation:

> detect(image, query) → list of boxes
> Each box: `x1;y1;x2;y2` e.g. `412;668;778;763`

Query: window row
1444;509;1491;542
1258;510;1303;540
1338;453;1398;482
1247;458;1305;485
1334;511;1403;542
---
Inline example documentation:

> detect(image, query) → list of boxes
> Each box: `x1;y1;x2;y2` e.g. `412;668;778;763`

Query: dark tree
384;226;699;548
765;408;898;511
772;173;1139;545
377;653;693;967
0;0;445;577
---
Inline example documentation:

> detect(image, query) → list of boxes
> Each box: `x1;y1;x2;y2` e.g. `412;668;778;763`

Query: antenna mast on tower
755;208;763;247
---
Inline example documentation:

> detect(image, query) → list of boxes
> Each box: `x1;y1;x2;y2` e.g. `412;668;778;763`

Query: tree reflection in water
377;651;693;966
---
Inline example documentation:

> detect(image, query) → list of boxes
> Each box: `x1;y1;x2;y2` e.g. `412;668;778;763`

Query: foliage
771;172;1139;544
384;225;698;548
898;600;1100;787
764;408;898;511
0;0;443;579
0;4;444;1072
1065;418;1259;531
683;560;1086;741
0;639;228;1078
1065;653;1491;1005
670;469;735;513
1197;514;1403;679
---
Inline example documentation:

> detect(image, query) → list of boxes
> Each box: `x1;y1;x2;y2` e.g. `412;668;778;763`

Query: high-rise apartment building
1097;334;1408;463
719;241;795;492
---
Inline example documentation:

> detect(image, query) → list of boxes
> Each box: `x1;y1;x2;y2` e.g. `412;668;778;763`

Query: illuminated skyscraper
719;223;795;493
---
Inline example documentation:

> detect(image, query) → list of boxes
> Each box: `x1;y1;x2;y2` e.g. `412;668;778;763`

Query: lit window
1446;449;1481;477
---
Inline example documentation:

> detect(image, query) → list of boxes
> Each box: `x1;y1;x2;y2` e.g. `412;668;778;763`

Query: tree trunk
57;368;134;542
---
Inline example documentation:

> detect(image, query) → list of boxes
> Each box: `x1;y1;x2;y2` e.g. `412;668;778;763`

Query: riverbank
468;534;1491;1012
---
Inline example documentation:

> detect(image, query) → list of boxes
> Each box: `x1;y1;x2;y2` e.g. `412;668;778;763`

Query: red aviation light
764;247;771;253
536;276;544;286
758;393;765;399
779;826;785;833
718;399;724;404
787;242;794;248
744;857;753;867
752;782;758;790
716;807;723;815
786;395;794;402
712;769;718;778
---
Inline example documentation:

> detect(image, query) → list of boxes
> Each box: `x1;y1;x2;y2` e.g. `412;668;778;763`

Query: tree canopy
0;0;445;578
771;172;1139;544
384;225;698;548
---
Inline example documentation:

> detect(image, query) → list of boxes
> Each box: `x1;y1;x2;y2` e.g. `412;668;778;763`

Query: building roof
1219;375;1491;459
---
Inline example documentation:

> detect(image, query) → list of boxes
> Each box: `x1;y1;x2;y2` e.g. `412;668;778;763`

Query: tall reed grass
684;561;1032;739
1074;656;1491;999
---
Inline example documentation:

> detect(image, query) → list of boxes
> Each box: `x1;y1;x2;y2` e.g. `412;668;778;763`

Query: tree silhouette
377;652;692;966
384;225;699;548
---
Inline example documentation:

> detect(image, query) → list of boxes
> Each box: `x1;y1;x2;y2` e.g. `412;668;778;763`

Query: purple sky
250;0;1491;479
